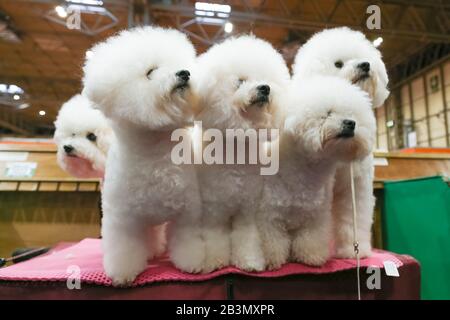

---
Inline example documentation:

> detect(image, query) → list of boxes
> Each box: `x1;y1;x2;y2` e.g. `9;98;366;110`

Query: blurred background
0;0;449;299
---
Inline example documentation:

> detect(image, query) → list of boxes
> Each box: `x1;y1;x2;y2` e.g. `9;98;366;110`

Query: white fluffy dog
259;76;375;269
54;94;112;178
292;27;389;108
292;27;389;258
83;27;203;285
195;35;290;272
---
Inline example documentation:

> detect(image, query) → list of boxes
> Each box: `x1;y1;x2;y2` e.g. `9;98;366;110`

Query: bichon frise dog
83;27;203;285
292;27;389;108
292;27;389;258
258;76;376;269
54;94;112;179
195;35;290;272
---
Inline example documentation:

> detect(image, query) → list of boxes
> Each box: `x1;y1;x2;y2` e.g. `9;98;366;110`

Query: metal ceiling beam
149;3;450;42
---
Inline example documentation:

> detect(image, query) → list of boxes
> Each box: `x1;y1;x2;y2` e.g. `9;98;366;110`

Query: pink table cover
0;238;403;287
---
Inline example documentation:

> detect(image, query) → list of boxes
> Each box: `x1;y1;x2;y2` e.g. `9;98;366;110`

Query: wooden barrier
374;151;450;182
0;143;101;258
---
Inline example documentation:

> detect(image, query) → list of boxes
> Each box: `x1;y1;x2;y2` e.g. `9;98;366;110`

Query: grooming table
0;239;420;300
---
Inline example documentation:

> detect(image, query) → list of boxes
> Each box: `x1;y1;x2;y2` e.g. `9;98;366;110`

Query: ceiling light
373;37;383;48
195;17;223;25
17;103;29;110
66;0;104;5
55;6;68;18
224;22;233;33
13;94;20;100
0;83;24;95
39;110;46;116
194;2;231;25
195;2;231;13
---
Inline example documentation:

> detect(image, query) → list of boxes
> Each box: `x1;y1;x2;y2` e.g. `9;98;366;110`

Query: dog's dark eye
86;132;97;142
237;78;246;87
322;110;332;120
335;61;344;68
146;68;156;79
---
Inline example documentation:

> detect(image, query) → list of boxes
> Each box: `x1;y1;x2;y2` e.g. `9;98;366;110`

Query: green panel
383;176;450;300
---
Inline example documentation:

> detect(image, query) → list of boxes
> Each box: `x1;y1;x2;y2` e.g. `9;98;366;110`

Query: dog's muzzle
337;119;356;138
352;62;371;84
174;69;190;90
250;84;271;106
63;144;77;157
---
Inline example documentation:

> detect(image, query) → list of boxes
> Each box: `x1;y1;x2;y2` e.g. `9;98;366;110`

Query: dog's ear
370;58;389;108
372;80;390;108
95;126;114;155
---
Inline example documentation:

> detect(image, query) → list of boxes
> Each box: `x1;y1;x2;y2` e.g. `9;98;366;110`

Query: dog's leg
169;179;206;273
231;212;266;272
169;215;206;273
257;215;290;270
201;204;231;273
291;208;332;266
333;158;374;259
102;214;149;286
148;223;167;258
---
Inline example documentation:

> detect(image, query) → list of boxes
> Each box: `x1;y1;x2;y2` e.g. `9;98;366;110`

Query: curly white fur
83;26;202;285
54;94;113;178
292;27;390;258
194;35;290;272
259;76;375;269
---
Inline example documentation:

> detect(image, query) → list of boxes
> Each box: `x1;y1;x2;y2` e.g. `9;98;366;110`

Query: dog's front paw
202;252;229;273
291;237;330;267
265;254;287;271
170;237;206;273
232;252;266;272
104;257;147;287
172;256;205;274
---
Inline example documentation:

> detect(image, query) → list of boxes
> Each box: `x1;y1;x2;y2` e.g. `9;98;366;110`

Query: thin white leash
350;162;361;300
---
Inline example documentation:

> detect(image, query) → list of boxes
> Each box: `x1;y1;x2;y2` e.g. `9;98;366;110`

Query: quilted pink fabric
0;238;403;287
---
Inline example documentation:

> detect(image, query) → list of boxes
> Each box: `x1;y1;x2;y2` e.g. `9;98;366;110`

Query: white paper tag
383;260;400;277
373;157;389;166
5;162;37;178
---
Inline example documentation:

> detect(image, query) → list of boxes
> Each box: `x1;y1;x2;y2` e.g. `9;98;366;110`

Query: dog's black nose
342;119;356;130
357;62;370;73
338;119;356;138
176;70;190;82
64;145;74;154
257;84;270;96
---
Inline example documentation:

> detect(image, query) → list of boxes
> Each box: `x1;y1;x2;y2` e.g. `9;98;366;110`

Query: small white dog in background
292;27;389;108
259;76;376;269
195;35;290;272
54;94;113;179
292;27;389;258
83;26;202;285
